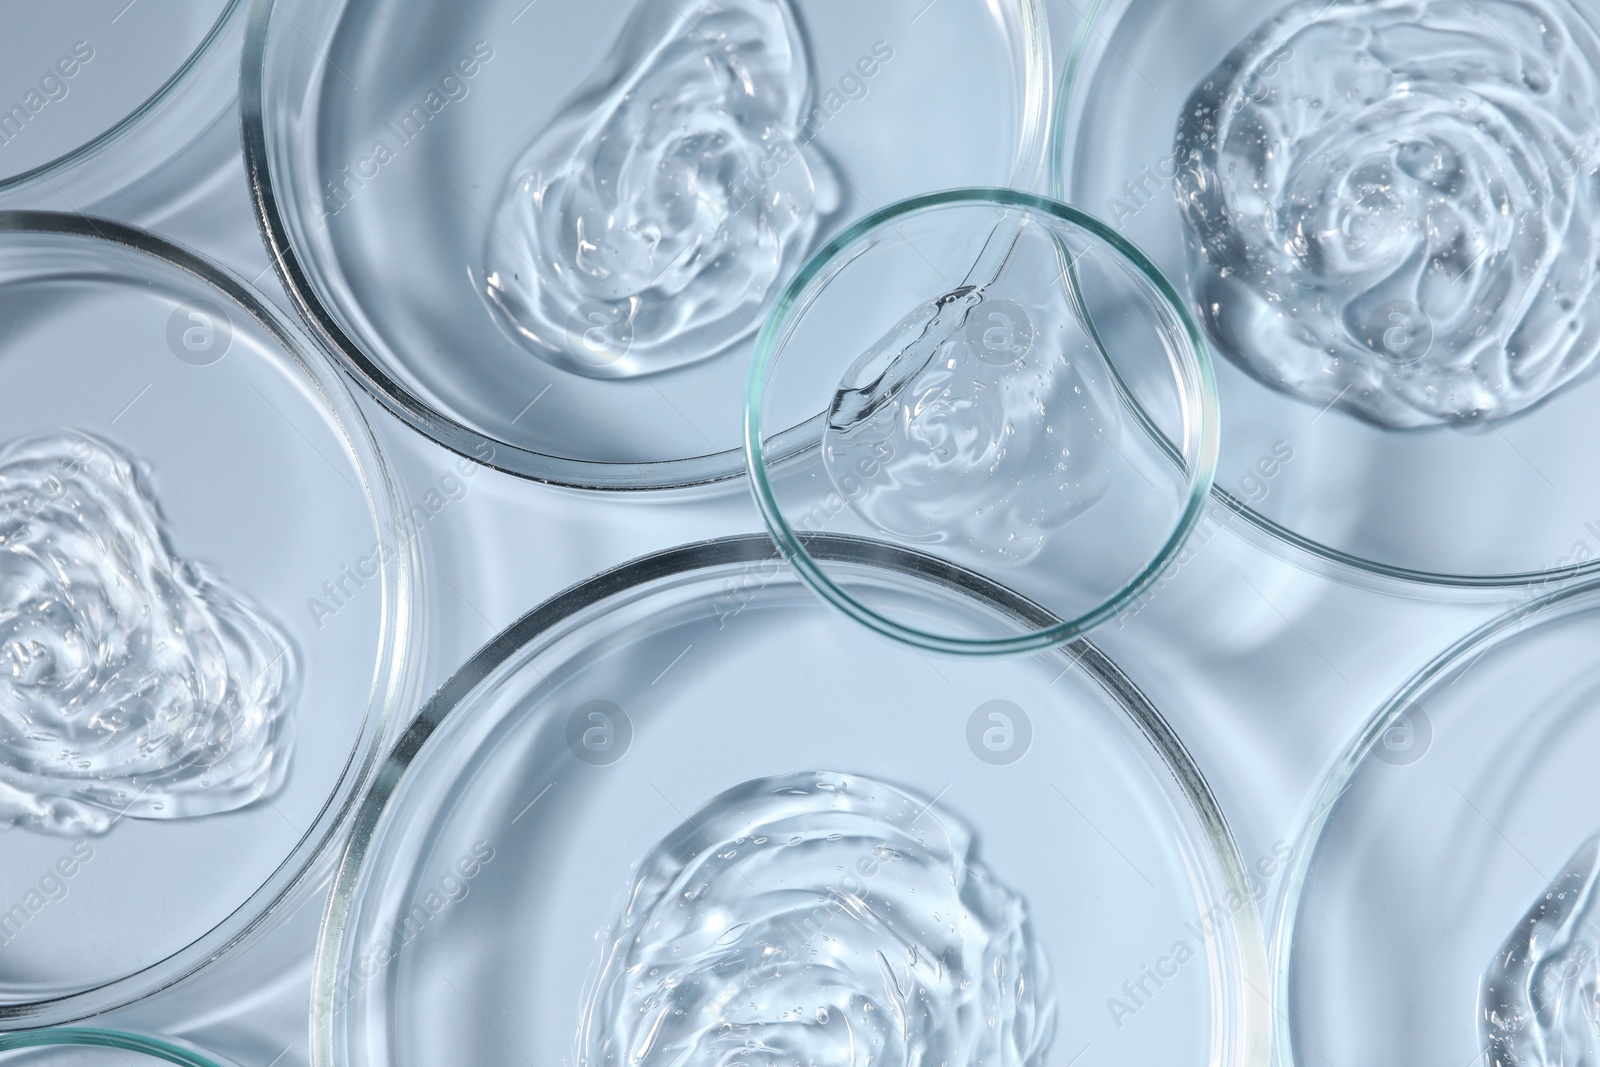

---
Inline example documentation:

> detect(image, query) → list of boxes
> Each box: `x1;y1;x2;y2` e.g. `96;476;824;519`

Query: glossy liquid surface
579;772;1057;1067
1483;835;1600;1067
483;0;838;379
822;225;1118;566
0;432;297;835
1175;0;1600;428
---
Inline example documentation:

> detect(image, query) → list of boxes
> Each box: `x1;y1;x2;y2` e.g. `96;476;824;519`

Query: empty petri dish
0;1030;241;1067
0;1;245;214
1277;580;1600;1067
745;188;1218;654
1055;0;1600;586
241;0;1050;489
0;213;415;1026
314;534;1268;1067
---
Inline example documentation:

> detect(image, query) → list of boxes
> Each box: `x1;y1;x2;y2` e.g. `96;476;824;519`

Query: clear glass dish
314;534;1268;1067
746;189;1218;653
0;1029;240;1067
241;0;1050;490
1054;0;1600;588
1276;579;1600;1067
0;213;416;1026
0;1;245;215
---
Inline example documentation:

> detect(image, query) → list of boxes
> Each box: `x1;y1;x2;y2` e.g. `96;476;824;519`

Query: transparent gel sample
579;771;1057;1067
823;233;1119;567
1174;0;1600;429
1482;834;1600;1067
482;0;839;379
0;431;297;836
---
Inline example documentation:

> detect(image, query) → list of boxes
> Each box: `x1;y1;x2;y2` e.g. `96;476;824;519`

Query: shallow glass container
0;0;245;215
746;189;1218;652
0;213;416;1026
1055;0;1600;587
242;0;1051;489
1278;579;1600;1067
314;534;1268;1067
0;1029;241;1067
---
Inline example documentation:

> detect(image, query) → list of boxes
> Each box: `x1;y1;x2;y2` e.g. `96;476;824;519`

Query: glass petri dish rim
0;0;248;200
0;1029;236;1067
311;532;1268;1067
744;186;1221;656
237;0;1053;492
1049;0;1600;594
1268;576;1600;1067
0;209;416;1028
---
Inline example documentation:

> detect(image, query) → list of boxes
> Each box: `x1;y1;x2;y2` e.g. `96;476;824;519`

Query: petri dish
0;1030;241;1067
1277;579;1600;1067
314;534;1269;1067
0;213;415;1026
241;0;1051;490
746;188;1218;654
0;0;246;214
1055;0;1600;587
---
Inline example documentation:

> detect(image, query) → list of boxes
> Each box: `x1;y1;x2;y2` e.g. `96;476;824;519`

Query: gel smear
1478;838;1600;1062
1175;0;1600;428
822;223;1120;566
1482;835;1600;1067
0;431;297;836
483;0;839;378
578;772;1056;1067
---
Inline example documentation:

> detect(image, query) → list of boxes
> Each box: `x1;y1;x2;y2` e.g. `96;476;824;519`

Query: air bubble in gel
482;0;839;379
1174;0;1600;428
578;772;1057;1067
0;431;297;836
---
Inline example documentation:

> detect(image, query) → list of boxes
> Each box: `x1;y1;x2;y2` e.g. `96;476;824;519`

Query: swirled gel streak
578;772;1056;1067
1482;834;1600;1067
821;268;1119;567
0;431;297;836
1175;0;1600;428
483;0;839;378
